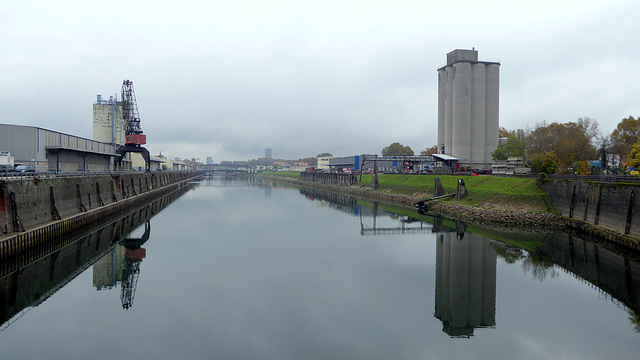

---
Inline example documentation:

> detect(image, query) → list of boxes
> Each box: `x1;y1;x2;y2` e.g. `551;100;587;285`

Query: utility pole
372;154;379;190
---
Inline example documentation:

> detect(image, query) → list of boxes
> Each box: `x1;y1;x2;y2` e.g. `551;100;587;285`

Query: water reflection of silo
434;232;496;337
93;245;127;290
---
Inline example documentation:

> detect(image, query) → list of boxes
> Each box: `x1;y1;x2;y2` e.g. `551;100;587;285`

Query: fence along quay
0;171;203;257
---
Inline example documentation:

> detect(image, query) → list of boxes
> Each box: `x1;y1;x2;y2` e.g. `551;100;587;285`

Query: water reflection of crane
118;221;150;309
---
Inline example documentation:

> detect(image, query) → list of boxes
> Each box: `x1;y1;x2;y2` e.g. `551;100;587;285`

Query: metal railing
491;172;640;184
546;174;640;184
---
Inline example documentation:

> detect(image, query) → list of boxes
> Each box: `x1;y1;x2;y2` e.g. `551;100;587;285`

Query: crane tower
116;80;151;171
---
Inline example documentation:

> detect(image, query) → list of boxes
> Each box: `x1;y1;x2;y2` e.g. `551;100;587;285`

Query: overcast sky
1;0;638;161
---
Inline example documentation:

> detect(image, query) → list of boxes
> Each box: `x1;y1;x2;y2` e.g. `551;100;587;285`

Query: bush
537;172;549;185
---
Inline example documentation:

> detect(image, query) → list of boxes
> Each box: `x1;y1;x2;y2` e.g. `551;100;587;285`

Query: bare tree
576;116;601;147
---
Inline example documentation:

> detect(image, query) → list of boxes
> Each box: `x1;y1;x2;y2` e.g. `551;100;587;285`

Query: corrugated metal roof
433;154;458;161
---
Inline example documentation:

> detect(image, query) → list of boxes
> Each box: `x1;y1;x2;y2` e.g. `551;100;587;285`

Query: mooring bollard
455;178;468;200
433;177;445;197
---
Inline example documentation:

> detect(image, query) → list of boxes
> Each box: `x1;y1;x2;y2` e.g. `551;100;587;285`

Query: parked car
13;165;36;173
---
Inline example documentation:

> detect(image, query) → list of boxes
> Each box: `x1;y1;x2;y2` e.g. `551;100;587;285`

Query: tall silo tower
437;49;500;170
93;94;125;146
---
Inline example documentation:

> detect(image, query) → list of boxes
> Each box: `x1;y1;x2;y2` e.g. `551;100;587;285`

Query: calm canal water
1;175;639;359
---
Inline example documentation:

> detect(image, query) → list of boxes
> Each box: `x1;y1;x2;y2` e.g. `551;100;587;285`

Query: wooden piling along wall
0;171;202;257
299;186;358;210
543;180;640;244
299;172;357;187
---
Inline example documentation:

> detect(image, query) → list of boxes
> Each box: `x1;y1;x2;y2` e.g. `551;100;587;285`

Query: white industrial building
93;94;125;146
437;49;500;170
317;156;332;171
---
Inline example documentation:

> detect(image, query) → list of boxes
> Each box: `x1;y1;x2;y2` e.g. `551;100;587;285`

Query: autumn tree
420;145;438;156
575;161;591;175
499;127;527;141
492;127;527;161
382;142;414;156
610;116;640;164
498;127;512;138
526;120;597;172
296;157;318;166
492;138;526;160
628;140;640;169
529;151;559;174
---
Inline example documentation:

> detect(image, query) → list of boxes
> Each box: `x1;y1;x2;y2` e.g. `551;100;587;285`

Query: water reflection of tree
521;252;558;281
493;246;557;280
492;247;523;264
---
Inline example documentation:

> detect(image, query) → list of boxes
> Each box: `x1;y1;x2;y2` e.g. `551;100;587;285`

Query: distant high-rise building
265;148;272;159
437;49;500;169
93;94;125;146
206;156;213;165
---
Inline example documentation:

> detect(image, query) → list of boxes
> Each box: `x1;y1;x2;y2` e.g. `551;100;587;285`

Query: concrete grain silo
93;94;125;146
437;49;500;170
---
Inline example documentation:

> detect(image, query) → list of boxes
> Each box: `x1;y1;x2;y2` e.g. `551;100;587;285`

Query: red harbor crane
116;80;151;171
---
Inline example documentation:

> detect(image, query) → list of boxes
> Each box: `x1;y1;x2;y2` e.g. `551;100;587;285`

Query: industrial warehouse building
0;124;189;173
329;155;435;173
437;49;500;170
0;124;115;172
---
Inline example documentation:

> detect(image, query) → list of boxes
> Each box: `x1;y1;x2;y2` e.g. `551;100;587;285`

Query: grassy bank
262;172;553;213
365;174;552;212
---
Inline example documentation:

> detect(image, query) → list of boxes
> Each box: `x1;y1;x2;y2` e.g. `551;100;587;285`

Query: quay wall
0;185;192;325
543;180;640;240
0;171;201;238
